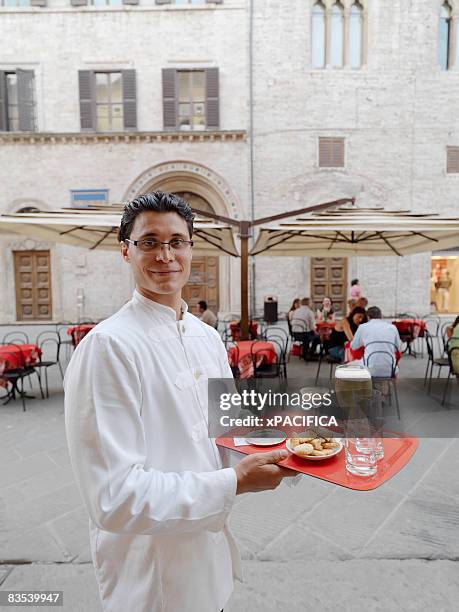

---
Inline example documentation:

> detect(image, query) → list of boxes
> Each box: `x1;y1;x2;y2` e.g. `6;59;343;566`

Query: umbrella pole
240;221;250;340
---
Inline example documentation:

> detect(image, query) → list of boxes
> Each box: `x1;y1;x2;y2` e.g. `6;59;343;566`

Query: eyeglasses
124;238;194;253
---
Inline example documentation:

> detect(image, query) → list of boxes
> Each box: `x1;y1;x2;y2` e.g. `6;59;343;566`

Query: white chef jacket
64;290;242;612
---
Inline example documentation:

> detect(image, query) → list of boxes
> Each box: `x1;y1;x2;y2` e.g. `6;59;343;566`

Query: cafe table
67;323;96;347
0;343;42;404
227;339;277;379
392;319;426;356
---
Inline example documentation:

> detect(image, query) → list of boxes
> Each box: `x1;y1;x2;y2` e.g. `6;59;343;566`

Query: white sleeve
350;326;363;350
64;332;236;536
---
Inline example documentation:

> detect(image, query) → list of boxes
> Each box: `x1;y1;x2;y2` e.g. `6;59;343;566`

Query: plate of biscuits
286;430;342;460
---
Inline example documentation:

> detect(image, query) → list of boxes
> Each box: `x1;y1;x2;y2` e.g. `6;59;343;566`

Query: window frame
94;70;124;133
176;69;206;131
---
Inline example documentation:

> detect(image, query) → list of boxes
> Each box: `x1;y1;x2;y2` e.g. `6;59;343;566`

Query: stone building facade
1;0;458;323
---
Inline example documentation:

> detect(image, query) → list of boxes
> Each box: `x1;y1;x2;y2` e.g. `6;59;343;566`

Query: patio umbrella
250;207;459;257
0;207;239;257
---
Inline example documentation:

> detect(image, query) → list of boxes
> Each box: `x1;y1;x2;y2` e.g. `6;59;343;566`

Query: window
312;0;366;69
318;137;345;168
71;189;109;206
95;72;123;131
0;69;36;132
1;0;31;5
447;147;459;173
155;0;221;5
89;0;122;5
162;67;219;130
78;70;137;132
349;2;363;68
439;2;452;69
173;0;205;4
312;1;326;68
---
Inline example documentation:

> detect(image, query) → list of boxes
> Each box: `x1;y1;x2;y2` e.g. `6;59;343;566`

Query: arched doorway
174;192;219;316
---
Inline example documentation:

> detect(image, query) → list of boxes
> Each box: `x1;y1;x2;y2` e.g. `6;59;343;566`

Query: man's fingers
257;450;289;465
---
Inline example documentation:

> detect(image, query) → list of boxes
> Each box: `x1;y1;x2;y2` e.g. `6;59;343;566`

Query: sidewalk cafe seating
424;330;450;394
34;331;64;398
260;326;290;379
250;338;283;381
0;343;43;411
421;314;441;357
363;341;400;419
2;331;29;345
442;345;459;406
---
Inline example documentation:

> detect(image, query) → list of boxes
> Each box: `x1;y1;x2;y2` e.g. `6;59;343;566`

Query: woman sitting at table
316;297;335;322
327;306;367;362
287;298;300;334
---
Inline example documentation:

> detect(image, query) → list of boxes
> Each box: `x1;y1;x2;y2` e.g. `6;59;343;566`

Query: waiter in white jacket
64;191;295;612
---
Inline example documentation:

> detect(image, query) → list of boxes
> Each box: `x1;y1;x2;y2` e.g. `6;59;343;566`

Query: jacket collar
133;289;189;322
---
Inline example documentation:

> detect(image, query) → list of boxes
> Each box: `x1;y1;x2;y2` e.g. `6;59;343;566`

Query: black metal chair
226;341;241;380
363;341;401;419
263;328;290;379
2;331;29;345
440;321;454;357
442;345;459;406
55;322;75;363
314;338;342;385
250;338;283;380
421;315;441;357
424;330;450;393
35;332;64;398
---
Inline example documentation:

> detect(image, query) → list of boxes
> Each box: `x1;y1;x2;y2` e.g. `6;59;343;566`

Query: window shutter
123;0;139;4
162;68;177;130
155;0;172;4
71;0;88;6
447;147;459;173
319;137;345;167
205;67;219;130
31;0;47;6
78;70;95;131
122;69;137;130
17;69;36;132
206;0;223;4
0;71;6;132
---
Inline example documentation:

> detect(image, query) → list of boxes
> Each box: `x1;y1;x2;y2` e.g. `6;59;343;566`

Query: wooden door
310;257;347;316
14;250;52;321
182;256;219;316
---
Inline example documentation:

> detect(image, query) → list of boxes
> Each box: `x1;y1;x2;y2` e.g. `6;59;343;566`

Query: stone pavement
0;350;458;611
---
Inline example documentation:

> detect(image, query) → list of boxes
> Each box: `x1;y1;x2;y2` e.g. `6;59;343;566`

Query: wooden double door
182;256;219;316
310;257;347;316
14;250;52;320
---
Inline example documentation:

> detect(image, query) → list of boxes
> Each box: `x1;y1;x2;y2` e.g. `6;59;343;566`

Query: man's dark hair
367;306;382;320
118;191;194;243
351;278;359;286
301;298;310;306
198;300;207;310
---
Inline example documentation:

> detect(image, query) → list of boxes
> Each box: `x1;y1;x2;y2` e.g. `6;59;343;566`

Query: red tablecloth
0;344;42;376
316;321;336;338
344;341;402;365
229;321;259;341
228;340;277;379
392;319;426;339
67;324;96;346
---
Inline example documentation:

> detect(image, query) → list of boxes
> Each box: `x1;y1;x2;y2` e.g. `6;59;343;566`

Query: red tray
216;435;419;491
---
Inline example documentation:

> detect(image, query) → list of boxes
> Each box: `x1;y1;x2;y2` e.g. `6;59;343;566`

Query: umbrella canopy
250;207;459;257
0;207;239;257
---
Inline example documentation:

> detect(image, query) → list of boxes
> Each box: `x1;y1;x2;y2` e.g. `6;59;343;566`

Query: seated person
291;298;320;359
356;296;368;310
350;306;401;377
327;306;367;362
447;317;459;375
346;298;357;315
287;298;301;334
198;300;217;328
446;316;459;340
316;297;335;322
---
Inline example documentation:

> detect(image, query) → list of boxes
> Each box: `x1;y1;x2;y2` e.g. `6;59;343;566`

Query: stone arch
7;198;50;214
122;160;241;220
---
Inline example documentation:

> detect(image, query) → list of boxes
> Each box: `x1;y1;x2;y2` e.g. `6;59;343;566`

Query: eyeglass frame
123;238;194;253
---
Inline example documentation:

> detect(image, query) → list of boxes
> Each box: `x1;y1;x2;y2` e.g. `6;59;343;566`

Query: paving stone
385;437;455;494
305;485;403;554
0;524;67;563
46;446;72;471
229;477;334;555
2;484;83;536
1;563;102;612
361;483;459;560
0;453;57;489
228;559;459;611
0;446;21;465
48;507;91;562
420;438;459;499
3;467;74;503
0;565;12;586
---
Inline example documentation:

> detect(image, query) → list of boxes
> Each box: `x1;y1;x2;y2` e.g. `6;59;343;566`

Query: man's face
121;211;192;302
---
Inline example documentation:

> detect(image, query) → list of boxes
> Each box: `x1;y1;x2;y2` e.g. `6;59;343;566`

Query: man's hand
234;450;297;494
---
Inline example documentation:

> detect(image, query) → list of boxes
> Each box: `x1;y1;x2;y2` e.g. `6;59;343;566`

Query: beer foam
334;365;372;380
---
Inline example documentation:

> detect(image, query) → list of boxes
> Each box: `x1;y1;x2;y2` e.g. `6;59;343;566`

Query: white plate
286;438;343;460
246;429;287;446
